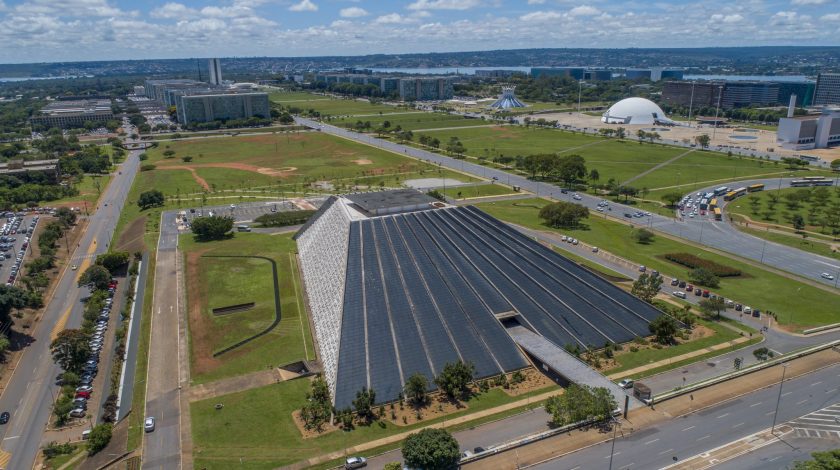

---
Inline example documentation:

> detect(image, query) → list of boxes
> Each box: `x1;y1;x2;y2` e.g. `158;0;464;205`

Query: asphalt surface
295;117;839;288
0;149;141;469
1;213;39;287
528;363;840;470
116;254;148;422
711;436;834;469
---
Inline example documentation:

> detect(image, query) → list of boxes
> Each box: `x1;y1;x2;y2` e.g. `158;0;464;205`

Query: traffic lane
526;364;840;470
710;437;832;470
366;407;553;469
142;388;181;469
300;117;835;286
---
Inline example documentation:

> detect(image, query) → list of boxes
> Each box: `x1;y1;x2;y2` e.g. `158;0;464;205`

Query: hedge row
663;252;742;277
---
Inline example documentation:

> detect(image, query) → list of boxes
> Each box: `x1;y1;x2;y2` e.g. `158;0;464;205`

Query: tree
831;159;840;172
698;297;726;320
182;156;193;163
138;153;148;161
632;228;655;244
55;207;77;226
435;361;475;399
689;267;720;288
50;329;91;374
0;285;30;326
78;265;111;290
301;377;332;432
0;334;9;360
631;273;663;303
545;384;617;426
695;134;711;148
753;347;775;361
617;185;638;202
95;251;130;274
402;428;460;470
404;373;429;407
748;196;761;215
162;149;176;158
426;189;445;202
792;213;805;231
53;394;75;425
660;191;682;208
792;448;840;469
190;216;234;241
352;387;376;422
555;154;587;187
383;463;403;470
588;168;600;182
649;314;678;344
86;423;113;455
538;201;589;228
137;189;164;210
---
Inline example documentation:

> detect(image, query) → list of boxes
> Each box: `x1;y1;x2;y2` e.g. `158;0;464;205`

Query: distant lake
684;74;813;83
368;66;533;75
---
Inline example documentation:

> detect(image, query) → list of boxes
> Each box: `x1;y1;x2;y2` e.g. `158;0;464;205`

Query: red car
75;391;91;399
703;290;710;297
685;284;694;292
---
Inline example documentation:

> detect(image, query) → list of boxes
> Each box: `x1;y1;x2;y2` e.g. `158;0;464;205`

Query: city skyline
0;0;839;63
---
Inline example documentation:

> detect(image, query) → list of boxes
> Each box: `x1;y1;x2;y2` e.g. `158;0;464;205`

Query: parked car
638;265;646;272
694;289;702;296
673;291;687;299
618;379;634;389
0;411;9;424
821;273;836;280
344;457;367;469
670;279;679;286
69;408;86;418
735;304;743;312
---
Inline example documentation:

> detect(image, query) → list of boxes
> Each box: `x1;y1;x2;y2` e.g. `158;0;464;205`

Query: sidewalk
664;425;794;469
285;389;561;469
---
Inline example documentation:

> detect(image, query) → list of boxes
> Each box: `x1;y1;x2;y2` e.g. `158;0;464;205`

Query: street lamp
608;417;622;470
771;363;789;434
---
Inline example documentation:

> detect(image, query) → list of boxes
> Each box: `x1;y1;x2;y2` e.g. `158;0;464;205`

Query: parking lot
179;199;326;228
1;212;41;287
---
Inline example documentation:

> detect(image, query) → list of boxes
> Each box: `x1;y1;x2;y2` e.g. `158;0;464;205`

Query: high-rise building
209;58;222;86
719;81;779;108
777;82;815;107
175;90;270;125
814;73;840;106
530;67;585;80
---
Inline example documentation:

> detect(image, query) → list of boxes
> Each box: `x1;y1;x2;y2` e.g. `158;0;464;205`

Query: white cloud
568;5;601;16
519;10;564;22
791;0;829;4
407;0;481;11
340;6;368;18
289;0;318;12
150;2;196;19
375;13;417;24
821;13;840;21
527;0;545;4
711;13;744;23
770;10;798;25
14;0;123;17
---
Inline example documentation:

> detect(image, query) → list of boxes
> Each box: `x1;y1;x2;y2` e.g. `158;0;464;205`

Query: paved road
296;117;839;288
0;150;141;469
711;436;835;469
528;363;840;470
141;210;183;469
116;254;148;421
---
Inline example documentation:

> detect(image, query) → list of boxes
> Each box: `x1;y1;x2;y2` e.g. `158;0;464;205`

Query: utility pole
771;363;788;434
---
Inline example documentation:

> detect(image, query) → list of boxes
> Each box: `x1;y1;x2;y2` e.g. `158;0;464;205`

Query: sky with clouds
0;0;838;63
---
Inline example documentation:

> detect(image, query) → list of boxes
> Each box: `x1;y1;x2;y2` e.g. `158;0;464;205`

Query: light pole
771;363;788;434
577;79;584;114
608;417;621;470
687;81;696;128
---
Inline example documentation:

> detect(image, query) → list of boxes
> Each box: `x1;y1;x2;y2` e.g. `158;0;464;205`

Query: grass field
269;91;407;116
331;112;495;131
191;377;558;469
475;198;840;330
53;173;111;207
437;183;519;199
182;232;314;384
726;186;840;235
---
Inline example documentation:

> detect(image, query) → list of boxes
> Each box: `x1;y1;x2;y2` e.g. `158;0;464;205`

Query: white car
821;273;836;280
572;194;582;201
144;416;156;432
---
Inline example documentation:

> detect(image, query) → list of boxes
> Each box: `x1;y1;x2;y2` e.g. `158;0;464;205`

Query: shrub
253;210;316;227
140;164;156;171
663;253;742;277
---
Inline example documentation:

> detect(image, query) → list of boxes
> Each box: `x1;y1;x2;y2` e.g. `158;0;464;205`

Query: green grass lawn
331;112;494;131
726;186;840;235
605;318;742;375
736;225;840;260
182;232;314;384
53;173;111;207
43;443;84;469
191;377;558;470
474;198;840;330
269;91;407;116
437;183;519;199
630;150;786;190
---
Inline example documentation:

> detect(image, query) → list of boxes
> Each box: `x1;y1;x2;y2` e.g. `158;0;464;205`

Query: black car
0;411;9;424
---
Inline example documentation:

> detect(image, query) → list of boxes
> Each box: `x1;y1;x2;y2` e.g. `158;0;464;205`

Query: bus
791;178;833;187
724;187;747;201
747;183;765;193
713;207;722;221
709;198;718;209
699;198;709;210
713;186;729;196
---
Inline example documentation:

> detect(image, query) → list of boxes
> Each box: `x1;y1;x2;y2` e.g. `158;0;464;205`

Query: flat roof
344;189;437;213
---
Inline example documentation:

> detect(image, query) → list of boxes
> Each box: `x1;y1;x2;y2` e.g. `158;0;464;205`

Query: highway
527;363;840;470
0;149;141;469
296;117;839;288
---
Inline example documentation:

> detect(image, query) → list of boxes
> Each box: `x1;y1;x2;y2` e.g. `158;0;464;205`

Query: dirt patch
502;368;556;396
351;159;373;165
155;162;298;180
595;325;716;373
115;216;147;253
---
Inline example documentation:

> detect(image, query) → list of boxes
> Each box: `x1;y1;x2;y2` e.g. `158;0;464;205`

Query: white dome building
601;97;671;125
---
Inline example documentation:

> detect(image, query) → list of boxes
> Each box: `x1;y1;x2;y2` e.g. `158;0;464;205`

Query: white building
601;97;674;125
777;107;840;150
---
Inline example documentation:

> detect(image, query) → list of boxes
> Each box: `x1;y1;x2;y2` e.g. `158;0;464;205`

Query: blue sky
0;0;838;63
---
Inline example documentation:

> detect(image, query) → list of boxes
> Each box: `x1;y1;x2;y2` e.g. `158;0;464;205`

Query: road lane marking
716;413;730;419
645;438;660;445
826;389;838;394
766;411;776;416
782;392;793;397
750;402;762;407
698;434;711;441
812;381;823;387
797;399;810;405
658;449;674;456
605;452;621;459
2;435;19;441
619;465;634;470
682;426;696;431
733;422;745;428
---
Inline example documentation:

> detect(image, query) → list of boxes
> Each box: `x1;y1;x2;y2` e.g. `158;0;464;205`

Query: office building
584;69;612;81
133;85;145;96
814;73;840;106
719;81;779;108
144;79;204;103
475;69;523;79
662;81;780;109
777;81;815;107
208;58;222;86
312;73;455;101
29;99;114;130
175;90;270;125
530;67;585;80
777;107;840;149
625;68;683;82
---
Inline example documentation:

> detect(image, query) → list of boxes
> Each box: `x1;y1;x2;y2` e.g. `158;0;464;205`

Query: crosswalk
790;403;840;439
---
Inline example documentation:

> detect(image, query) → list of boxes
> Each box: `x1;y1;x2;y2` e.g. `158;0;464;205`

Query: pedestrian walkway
790;402;840;439
622;148;695;186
